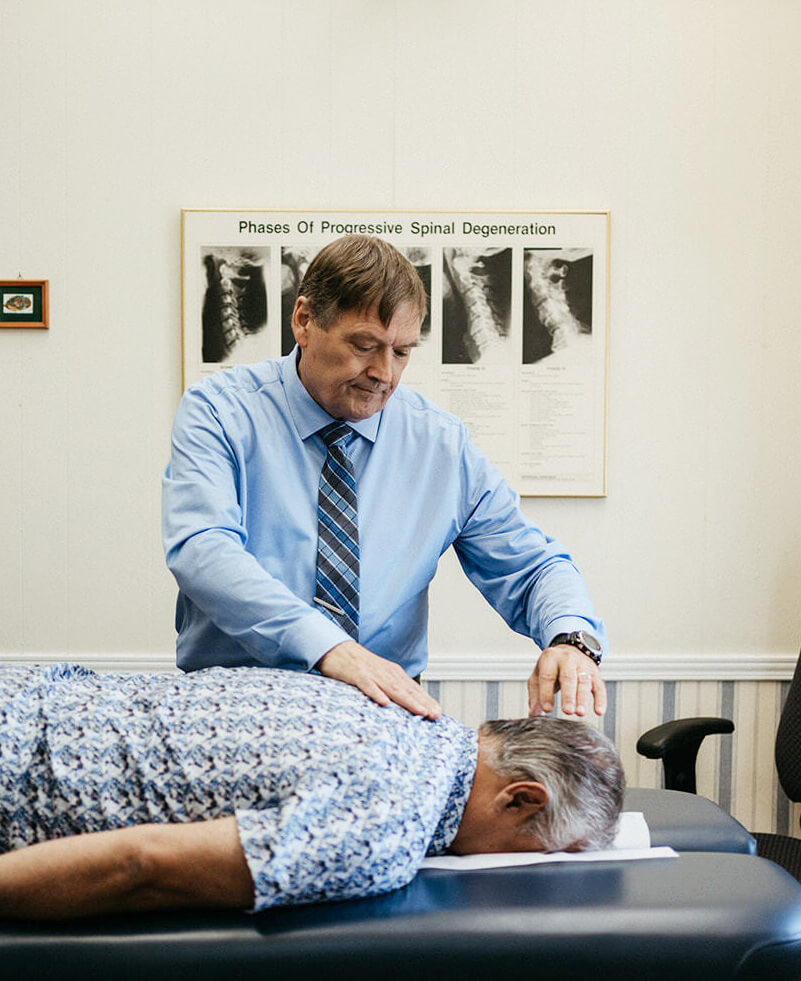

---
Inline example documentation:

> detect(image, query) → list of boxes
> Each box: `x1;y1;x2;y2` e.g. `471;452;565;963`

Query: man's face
292;299;421;422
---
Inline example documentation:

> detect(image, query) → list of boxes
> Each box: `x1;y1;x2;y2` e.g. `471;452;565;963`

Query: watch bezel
575;630;602;653
551;630;603;665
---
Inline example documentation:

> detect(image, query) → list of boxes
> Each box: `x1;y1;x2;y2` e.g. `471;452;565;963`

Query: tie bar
314;596;346;616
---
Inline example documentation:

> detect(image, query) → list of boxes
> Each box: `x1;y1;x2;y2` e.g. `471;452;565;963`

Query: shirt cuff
235;807;282;913
277;609;355;670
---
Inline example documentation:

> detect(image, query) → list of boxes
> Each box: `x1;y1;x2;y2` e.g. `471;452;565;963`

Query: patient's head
449;717;625;855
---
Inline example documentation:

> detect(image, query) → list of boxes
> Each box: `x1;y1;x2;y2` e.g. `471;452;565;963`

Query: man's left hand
527;645;606;718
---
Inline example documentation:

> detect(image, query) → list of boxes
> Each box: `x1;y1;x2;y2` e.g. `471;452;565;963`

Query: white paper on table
420;812;677;872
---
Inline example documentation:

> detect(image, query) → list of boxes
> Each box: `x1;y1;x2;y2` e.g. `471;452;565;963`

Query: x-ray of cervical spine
522;249;593;364
201;248;268;363
442;248;512;364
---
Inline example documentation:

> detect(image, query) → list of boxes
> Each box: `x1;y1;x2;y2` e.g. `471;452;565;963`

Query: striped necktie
314;422;359;639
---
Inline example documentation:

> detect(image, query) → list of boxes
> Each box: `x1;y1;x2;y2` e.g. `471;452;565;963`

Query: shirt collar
428;727;479;855
280;347;381;443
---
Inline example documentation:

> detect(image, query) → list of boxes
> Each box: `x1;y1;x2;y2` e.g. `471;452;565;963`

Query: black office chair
637;647;801;883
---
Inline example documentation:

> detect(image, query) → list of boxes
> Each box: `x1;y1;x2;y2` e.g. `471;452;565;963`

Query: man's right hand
315;641;441;720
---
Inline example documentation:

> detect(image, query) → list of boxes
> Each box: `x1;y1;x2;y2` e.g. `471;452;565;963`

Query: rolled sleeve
235;774;427;911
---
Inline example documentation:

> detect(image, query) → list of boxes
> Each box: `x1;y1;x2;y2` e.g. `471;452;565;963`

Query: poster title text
237;219;557;239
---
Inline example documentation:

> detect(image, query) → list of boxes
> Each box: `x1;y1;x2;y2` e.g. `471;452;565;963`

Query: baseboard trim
0;650;797;681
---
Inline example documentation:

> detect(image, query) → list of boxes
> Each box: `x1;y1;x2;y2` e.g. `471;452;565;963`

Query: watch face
577;631;601;652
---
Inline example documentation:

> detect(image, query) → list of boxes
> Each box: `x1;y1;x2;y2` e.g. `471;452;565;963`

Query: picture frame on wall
181;209;609;497
0;280;49;329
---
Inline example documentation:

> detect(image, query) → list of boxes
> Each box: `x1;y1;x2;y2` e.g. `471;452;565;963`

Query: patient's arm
0;817;254;920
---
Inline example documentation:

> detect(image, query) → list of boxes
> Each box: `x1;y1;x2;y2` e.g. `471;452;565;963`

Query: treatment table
2;791;800;981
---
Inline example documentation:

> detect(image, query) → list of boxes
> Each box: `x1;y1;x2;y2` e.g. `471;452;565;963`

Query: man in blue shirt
163;235;608;719
0;663;624;919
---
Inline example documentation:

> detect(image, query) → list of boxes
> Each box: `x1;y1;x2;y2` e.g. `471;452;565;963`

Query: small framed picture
0;280;49;329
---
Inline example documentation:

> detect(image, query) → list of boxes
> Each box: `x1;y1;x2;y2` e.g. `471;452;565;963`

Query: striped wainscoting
2;650;799;837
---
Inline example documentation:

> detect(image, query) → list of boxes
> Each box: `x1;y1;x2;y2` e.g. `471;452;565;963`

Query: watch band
550;631;603;666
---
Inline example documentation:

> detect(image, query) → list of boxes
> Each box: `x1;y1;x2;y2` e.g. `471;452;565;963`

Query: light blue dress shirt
162;351;607;677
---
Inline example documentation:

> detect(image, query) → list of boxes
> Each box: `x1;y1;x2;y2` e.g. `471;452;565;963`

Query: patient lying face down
0;664;624;919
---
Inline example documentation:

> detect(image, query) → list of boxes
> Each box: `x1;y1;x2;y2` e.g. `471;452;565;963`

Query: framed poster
0;280;49;329
181;209;609;496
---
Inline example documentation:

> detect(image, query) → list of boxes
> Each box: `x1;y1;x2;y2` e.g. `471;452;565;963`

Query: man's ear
497;781;548;815
292;297;313;348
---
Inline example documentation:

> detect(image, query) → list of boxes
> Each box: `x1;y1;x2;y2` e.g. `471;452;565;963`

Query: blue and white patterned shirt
0;664;476;910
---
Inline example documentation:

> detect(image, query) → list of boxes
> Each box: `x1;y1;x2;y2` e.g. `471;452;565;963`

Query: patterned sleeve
235;768;435;911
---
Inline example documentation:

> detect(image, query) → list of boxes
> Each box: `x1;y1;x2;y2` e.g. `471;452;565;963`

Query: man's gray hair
480;717;625;851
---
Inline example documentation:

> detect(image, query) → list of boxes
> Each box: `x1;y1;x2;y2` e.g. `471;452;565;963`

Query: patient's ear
497;781;548;814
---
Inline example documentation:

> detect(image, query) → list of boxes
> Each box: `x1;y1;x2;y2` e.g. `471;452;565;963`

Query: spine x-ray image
201;247;268;363
442;248;512;364
522;249;593;364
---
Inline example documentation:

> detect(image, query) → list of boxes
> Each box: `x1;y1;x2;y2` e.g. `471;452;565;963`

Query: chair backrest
775;647;801;802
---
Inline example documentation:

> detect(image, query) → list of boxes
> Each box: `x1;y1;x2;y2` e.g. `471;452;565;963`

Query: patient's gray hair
480;717;625;851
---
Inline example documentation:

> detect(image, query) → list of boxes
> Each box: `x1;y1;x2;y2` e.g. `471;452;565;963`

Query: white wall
2;0;800;669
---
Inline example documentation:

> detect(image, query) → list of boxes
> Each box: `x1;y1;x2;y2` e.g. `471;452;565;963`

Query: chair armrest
636;717;734;793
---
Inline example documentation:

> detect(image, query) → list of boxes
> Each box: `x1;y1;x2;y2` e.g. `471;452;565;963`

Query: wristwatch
550;630;603;666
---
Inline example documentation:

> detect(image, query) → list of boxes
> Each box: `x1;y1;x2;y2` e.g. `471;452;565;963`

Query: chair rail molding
426;651;798;682
0;650;797;681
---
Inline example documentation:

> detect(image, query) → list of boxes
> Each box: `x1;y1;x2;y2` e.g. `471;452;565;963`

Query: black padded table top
625;787;757;853
3;853;800;981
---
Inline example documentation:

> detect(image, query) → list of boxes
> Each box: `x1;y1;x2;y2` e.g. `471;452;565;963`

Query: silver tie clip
314;596;345;616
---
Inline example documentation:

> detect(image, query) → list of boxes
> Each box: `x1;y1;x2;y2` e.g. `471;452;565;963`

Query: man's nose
366;348;393;384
